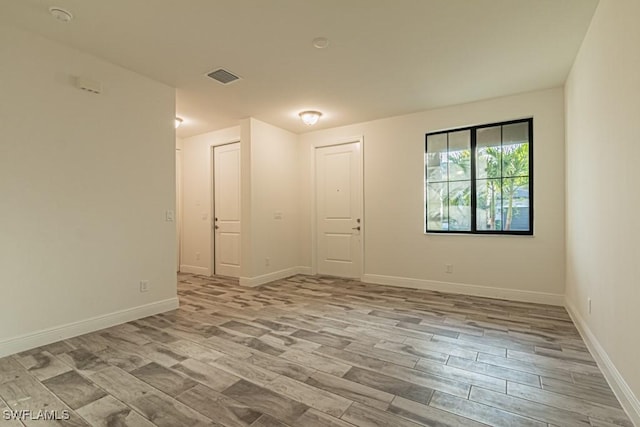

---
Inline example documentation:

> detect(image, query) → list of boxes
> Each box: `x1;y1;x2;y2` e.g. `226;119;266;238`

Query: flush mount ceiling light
175;117;183;128
49;7;73;23
299;110;322;126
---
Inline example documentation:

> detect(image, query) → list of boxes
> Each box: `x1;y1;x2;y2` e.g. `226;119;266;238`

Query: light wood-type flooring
0;274;633;426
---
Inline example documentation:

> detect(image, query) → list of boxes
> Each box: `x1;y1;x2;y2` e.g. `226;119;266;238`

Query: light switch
165;210;175;222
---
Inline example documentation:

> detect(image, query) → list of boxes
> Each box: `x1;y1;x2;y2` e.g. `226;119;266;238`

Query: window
425;118;532;235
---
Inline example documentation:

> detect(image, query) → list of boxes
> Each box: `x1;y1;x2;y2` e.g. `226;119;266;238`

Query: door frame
210;141;241;276
311;136;364;279
176;148;182;272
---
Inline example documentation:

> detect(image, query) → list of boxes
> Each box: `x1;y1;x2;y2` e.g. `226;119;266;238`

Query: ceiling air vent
206;68;241;84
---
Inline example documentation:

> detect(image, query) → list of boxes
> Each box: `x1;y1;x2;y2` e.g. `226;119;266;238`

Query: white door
316;142;362;278
213;143;241;277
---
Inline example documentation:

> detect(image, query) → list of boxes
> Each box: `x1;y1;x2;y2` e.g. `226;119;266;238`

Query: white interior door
214;143;241;277
316;142;362;278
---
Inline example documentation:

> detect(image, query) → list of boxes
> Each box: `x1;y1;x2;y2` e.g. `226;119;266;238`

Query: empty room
0;1;638;426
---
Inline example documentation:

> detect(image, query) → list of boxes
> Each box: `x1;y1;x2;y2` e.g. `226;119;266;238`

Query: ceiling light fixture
175;117;183;128
49;7;73;23
299;111;322;126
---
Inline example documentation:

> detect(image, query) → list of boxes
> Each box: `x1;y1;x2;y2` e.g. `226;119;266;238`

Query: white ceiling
1;0;598;138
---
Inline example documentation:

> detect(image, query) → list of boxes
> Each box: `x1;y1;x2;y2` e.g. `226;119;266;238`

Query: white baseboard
297;266;313;276
180;264;210;275
362;274;564;306
240;266;310;287
0;297;179;358
565;300;640;426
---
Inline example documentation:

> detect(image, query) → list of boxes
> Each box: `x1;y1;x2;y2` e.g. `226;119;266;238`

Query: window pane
476;178;502;231
502;122;529;178
448;181;471;231
426;182;448;230
448;130;470;181
503;122;528;145
426;133;447;182
501;177;530;231
476;126;501;179
502;141;529;178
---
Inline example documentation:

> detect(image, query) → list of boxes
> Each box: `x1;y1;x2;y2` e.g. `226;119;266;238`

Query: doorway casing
311;136;364;280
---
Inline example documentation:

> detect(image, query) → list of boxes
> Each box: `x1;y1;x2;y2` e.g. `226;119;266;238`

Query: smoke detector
49;7;73;23
312;37;329;49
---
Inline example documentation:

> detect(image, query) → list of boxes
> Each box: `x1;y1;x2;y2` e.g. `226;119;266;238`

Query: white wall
181;126;241;274
564;0;640;422
243;119;303;283
0;25;177;356
300;88;566;304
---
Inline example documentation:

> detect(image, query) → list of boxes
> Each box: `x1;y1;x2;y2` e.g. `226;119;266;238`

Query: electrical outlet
140;280;149;293
588;297;592;314
265;257;270;267
196;252;201;261
445;264;454;274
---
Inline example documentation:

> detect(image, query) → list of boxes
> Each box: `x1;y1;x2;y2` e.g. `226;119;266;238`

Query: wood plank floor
0;273;633;426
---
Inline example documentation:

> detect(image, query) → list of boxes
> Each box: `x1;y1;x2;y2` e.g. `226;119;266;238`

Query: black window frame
425;118;533;236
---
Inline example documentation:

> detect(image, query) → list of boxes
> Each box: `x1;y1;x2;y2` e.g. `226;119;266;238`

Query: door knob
352;226;361;231
215;225;220;230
